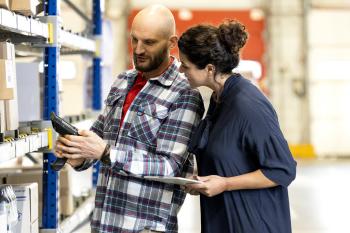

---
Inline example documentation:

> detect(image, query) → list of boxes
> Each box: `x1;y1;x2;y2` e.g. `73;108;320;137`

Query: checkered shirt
80;59;204;233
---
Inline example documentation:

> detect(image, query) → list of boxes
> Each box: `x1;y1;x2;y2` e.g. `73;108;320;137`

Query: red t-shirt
120;72;147;126
120;57;174;126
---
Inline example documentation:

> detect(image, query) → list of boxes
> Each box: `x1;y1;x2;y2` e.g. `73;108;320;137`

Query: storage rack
0;0;103;232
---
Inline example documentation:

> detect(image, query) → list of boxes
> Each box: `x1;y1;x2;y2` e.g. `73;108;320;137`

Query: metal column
42;0;60;229
92;0;102;111
92;0;102;187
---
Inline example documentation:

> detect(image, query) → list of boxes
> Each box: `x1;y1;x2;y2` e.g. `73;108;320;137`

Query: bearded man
54;4;204;233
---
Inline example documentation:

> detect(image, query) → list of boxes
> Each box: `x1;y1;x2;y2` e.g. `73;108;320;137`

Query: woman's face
179;52;209;88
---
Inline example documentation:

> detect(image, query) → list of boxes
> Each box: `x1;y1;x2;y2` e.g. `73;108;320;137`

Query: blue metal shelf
41;0;102;231
92;0;103;187
0;0;102;232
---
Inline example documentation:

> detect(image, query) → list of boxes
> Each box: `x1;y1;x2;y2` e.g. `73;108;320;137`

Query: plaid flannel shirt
80;58;204;233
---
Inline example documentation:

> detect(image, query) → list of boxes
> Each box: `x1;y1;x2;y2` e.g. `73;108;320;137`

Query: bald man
54;4;204;233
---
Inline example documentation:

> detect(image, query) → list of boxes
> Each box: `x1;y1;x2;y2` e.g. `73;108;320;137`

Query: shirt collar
149;56;178;87
125;56;179;87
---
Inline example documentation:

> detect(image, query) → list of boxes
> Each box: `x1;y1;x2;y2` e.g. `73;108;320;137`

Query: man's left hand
56;130;107;160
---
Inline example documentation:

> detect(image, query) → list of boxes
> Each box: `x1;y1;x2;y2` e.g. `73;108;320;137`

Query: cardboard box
3;58;18;130
4;97;19;130
0;42;15;100
59;166;74;216
11;183;39;233
0;0;10;10
4;169;42;226
0;41;15;60
11;0;39;16
3;166;75;221
0;59;15;100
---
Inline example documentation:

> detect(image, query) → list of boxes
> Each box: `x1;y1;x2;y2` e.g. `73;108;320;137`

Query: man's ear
168;35;178;50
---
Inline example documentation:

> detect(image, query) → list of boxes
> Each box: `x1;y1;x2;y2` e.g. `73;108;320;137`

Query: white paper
143;176;203;185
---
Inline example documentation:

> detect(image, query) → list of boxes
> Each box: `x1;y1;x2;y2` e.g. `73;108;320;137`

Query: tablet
143;176;203;185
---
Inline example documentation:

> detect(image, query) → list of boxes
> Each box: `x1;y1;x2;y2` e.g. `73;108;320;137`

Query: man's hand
54;140;85;167
54;130;107;163
184;175;228;197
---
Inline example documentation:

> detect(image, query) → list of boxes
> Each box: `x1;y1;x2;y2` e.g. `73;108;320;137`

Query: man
54;4;204;233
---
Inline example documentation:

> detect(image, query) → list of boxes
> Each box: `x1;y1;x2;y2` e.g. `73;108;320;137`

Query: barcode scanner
50;112;80;171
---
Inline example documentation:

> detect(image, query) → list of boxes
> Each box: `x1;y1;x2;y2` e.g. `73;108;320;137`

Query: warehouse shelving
0;130;49;164
0;0;103;232
0;9;95;52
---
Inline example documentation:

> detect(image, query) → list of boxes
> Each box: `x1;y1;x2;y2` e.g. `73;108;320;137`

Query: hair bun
218;19;248;55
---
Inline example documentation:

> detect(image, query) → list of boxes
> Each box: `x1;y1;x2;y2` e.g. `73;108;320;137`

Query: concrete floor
74;159;350;233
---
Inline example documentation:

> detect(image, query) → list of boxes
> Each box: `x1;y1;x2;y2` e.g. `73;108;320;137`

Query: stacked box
1;166;75;224
11;0;39;16
0;100;5;133
0;0;10;9
0;41;18;130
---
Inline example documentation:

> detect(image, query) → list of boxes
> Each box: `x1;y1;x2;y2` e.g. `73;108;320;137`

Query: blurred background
1;0;350;232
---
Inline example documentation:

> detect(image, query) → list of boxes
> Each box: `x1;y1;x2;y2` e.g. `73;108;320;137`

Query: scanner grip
50;112;80;171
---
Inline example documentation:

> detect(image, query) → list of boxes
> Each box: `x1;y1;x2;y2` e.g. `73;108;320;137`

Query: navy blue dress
189;74;297;233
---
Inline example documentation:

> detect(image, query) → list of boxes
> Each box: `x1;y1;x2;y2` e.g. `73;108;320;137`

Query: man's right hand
54;138;85;168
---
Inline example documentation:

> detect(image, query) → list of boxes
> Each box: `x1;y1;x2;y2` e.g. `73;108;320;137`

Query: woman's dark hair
178;19;248;74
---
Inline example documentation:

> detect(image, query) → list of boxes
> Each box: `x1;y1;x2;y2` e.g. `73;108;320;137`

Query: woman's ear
206;64;216;76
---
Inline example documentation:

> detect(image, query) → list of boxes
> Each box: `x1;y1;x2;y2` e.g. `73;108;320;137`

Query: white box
16;14;31;33
38;131;48;147
42;23;48;38
30;18;42;36
0;142;15;163
27;135;38;151
11;183;39;233
15;137;30;157
0;8;17;28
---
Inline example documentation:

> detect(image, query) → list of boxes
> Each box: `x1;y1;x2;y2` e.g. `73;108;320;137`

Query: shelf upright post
92;0;102;187
42;0;60;230
93;0;102;111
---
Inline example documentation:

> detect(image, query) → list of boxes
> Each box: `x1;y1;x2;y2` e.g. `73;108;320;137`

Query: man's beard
133;47;168;72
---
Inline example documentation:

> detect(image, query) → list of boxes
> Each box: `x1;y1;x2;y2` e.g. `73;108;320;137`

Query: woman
178;20;297;233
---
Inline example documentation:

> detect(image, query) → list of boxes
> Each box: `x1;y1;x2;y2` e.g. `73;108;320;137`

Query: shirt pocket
103;93;123;134
127;103;168;146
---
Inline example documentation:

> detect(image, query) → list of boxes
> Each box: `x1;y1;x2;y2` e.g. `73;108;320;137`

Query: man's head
131;5;177;76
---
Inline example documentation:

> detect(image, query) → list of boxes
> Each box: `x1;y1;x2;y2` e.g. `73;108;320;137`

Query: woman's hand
184;175;228;197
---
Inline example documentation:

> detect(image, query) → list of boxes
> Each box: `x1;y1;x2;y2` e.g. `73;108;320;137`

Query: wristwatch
100;143;111;165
